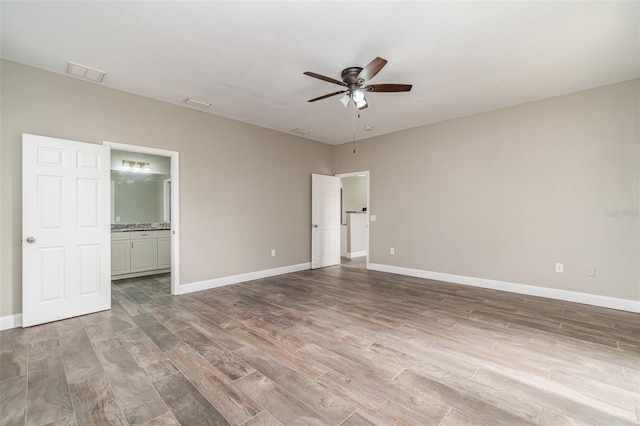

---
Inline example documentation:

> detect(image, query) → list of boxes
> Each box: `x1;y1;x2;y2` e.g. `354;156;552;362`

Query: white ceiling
1;1;638;145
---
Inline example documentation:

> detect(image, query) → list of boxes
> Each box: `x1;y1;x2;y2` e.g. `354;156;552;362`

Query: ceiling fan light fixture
351;89;365;102
339;94;350;107
355;97;368;110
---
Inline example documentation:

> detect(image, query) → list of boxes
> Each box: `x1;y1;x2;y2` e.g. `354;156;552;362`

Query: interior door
311;173;341;269
22;134;111;327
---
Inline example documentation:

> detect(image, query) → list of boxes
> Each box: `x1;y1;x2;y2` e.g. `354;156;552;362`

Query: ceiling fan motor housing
341;67;364;85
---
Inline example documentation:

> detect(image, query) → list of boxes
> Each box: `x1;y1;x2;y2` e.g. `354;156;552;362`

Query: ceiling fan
304;57;412;110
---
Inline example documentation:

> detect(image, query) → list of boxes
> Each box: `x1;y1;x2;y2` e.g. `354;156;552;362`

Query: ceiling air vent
184;98;211;108
66;62;106;82
291;128;311;135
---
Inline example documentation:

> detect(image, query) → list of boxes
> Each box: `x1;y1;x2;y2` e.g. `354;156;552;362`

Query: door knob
313;224;318;228
26;237;36;243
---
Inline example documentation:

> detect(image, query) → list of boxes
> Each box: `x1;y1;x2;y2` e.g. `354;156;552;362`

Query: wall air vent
184;98;211;108
66;62;106;82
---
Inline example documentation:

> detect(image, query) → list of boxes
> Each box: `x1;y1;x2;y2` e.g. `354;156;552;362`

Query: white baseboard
368;263;640;313
347;251;367;259
176;262;311;295
0;314;23;330
5;262;633;329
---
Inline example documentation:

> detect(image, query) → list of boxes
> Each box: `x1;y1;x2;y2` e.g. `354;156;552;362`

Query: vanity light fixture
121;160;151;173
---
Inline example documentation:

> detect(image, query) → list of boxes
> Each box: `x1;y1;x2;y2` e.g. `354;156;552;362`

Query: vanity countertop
111;223;171;232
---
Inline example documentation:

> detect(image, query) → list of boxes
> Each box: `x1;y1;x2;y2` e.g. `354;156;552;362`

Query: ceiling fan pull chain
353;107;357;154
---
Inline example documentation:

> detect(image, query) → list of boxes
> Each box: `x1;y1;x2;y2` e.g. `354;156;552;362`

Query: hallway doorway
336;171;369;268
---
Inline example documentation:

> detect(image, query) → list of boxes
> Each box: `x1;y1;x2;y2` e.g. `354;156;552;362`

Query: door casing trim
103;141;180;295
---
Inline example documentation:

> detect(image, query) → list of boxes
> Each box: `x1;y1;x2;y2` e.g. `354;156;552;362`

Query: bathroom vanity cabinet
111;230;171;278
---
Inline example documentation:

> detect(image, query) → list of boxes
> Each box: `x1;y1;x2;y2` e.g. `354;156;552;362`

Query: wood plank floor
2;260;639;425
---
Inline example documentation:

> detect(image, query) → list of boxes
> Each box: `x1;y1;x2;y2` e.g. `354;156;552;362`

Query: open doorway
336;171;369;269
104;141;180;295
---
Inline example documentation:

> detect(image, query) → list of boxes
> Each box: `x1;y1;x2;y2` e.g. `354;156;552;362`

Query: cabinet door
157;237;171;269
131;239;158;272
111;240;131;275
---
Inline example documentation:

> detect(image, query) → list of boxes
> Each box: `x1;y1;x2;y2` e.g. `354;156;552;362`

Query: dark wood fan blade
304;71;347;87
308;90;348;102
358;57;388;82
365;84;412;92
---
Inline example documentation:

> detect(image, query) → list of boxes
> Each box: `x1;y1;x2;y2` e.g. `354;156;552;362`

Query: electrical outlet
271;249;276;257
587;267;596;277
370;215;376;222
555;263;563;273
390;247;395;255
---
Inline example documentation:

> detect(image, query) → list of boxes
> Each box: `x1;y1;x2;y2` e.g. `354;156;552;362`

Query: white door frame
103;141;180;295
336;170;370;269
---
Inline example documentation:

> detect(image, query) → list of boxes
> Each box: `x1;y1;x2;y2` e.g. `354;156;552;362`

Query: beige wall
335;79;640;301
2;59;638;318
0;60;333;317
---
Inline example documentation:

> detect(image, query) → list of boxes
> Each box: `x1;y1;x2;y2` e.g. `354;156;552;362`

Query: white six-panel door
22;134;110;327
311;173;341;269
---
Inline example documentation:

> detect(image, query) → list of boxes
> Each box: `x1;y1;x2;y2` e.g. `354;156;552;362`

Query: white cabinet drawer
130;230;158;240
111;232;130;241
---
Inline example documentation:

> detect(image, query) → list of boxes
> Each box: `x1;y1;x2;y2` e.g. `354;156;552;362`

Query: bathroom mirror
111;170;171;224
